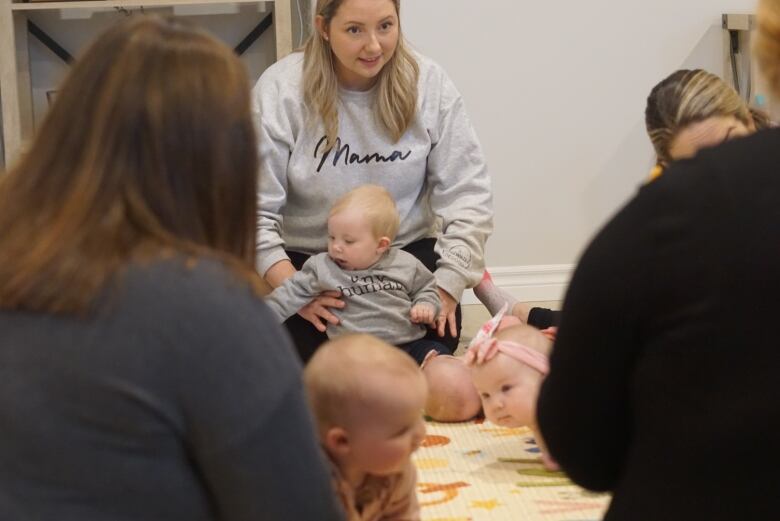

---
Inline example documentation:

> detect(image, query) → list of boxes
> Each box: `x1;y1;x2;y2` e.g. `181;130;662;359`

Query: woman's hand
436;287;458;338
264;260;344;332
298;291;344;332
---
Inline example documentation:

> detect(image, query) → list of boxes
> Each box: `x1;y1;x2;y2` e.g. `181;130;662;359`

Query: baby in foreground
304;334;428;520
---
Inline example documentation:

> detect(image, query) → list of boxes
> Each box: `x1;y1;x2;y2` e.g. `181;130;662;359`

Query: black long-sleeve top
538;128;780;520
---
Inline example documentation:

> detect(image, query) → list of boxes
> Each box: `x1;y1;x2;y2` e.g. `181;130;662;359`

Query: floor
414;421;611;521
417;302;613;521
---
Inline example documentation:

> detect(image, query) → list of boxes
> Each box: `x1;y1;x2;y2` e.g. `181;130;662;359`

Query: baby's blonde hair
423;355;481;422
495;323;552;357
304;334;422;433
329;185;400;241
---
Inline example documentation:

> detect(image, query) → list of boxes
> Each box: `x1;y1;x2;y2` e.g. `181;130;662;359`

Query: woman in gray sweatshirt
253;0;493;362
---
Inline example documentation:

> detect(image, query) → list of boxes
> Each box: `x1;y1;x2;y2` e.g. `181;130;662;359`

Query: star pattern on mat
469;499;501;511
416;420;611;519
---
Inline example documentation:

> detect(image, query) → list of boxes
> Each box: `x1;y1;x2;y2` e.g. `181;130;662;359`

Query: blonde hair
422;356;481;422
756;0;780;101
304;334;422;431
645;69;751;166
302;0;419;148
495;323;552;357
329;185;400;240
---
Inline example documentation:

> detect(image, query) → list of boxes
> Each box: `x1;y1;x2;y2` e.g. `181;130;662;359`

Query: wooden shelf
12;0;268;11
0;0;292;166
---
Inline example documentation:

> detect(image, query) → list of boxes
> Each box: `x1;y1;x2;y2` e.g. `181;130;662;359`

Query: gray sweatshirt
252;52;493;302
265;248;441;345
0;259;344;521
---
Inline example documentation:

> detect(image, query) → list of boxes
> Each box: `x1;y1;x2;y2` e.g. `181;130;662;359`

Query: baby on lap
266;185;449;364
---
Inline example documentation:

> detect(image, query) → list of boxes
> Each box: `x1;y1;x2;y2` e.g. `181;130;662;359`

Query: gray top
252;51;493;302
265;248;441;345
0;258;344;521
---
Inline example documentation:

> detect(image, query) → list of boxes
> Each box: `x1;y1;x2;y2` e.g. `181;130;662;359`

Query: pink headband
463;303;552;375
464;338;549;375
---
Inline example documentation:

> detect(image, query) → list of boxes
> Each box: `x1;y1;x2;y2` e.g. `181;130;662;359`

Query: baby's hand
411;303;436;325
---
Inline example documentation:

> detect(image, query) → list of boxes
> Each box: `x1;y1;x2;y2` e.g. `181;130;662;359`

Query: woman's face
669;115;753;161
318;0;399;91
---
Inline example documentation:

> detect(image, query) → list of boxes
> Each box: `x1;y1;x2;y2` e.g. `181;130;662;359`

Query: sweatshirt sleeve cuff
434;268;468;304
257;247;290;278
414;297;441;316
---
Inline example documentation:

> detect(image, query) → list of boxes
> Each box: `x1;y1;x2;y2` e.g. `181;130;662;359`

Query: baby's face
327;206;386;271
347;373;427;476
471;353;539;428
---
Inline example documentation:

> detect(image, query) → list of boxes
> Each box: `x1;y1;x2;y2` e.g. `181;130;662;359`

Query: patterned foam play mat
414;419;611;521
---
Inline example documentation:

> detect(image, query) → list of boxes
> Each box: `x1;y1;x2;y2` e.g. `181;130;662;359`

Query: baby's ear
324;426;351;456
377;236;391;253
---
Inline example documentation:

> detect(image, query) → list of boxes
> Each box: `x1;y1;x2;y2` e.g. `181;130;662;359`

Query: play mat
414;419;611;521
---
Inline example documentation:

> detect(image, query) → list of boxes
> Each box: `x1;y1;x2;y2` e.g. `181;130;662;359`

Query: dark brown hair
0;15;262;313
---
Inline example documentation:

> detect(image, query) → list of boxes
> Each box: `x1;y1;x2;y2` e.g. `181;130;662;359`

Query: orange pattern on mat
418;481;470;506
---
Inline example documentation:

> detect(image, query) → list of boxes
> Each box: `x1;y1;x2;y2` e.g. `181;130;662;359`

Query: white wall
402;0;756;301
13;0;760;301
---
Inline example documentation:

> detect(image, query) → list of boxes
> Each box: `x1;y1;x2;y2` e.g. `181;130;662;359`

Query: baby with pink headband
465;306;559;470
421;306;556;431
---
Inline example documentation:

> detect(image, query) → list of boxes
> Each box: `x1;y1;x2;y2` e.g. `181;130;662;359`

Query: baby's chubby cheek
486;402;534;428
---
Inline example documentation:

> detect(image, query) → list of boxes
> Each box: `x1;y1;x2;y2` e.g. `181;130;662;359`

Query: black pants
527;308;561;330
398;338;451;365
283;237;462;364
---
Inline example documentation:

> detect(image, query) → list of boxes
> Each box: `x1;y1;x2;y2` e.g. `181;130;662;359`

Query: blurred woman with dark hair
538;1;780;519
0;15;343;521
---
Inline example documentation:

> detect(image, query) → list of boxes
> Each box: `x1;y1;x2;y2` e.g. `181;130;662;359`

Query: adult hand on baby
410;303;436;325
297;290;344;332
436;288;458;338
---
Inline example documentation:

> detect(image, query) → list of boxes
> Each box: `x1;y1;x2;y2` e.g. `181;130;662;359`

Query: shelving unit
0;0;292;165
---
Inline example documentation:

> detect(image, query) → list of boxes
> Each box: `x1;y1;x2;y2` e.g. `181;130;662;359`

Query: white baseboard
461;264;574;305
